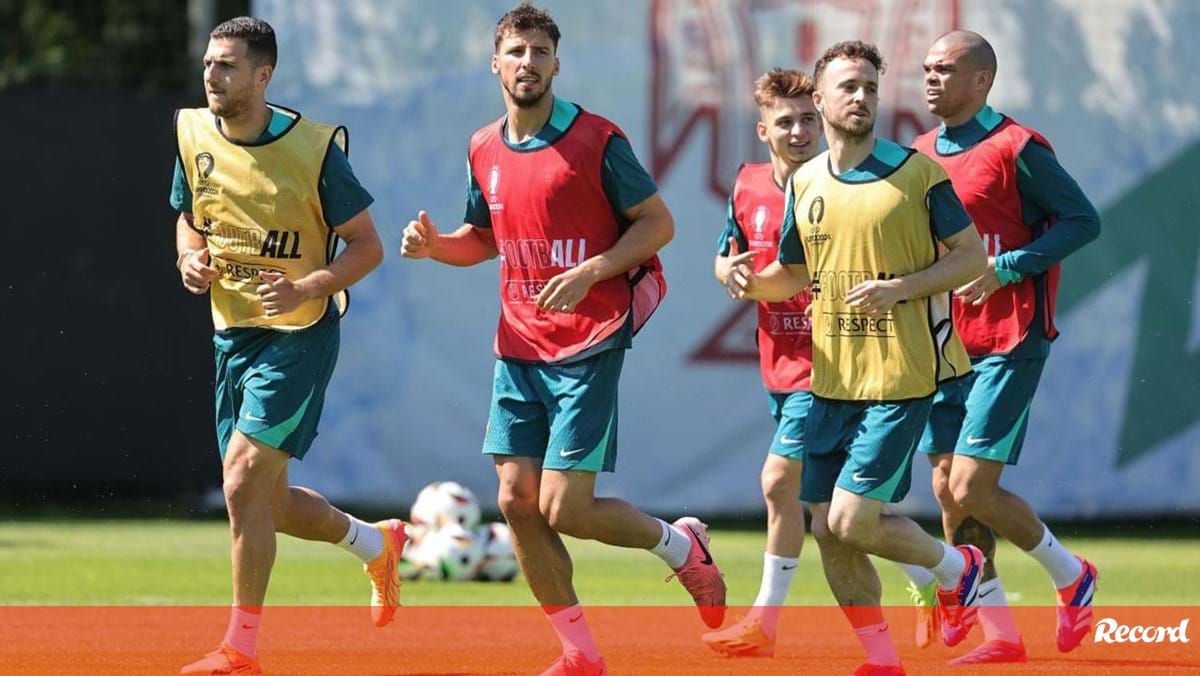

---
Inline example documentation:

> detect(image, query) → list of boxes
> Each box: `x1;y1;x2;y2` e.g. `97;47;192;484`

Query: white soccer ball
425;523;486;581
398;527;436;580
410;481;483;532
476;522;520;582
409;482;442;531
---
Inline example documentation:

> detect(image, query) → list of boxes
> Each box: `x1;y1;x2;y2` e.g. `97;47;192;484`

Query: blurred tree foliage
0;0;247;93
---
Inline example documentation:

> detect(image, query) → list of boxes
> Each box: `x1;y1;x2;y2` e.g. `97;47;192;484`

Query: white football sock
932;542;967;589
337;515;384;563
650;519;691;569
749;552;799;635
895;562;937;587
977;577;1021;643
1026;525;1082;589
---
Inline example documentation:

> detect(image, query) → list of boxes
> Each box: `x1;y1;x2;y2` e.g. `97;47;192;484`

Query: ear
257;64;274;89
979;69;995;92
491;53;499;75
553;56;560;77
756;118;769;144
811;90;824;114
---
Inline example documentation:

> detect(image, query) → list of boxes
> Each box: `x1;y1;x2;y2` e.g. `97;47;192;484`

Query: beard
826;110;875;141
207;89;251;119
503;75;552;109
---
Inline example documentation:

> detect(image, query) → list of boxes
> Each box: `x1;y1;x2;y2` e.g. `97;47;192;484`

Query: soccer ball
476;522;519;582
398;551;432;581
409;482;442;532
410;481;482;532
424;523;486;581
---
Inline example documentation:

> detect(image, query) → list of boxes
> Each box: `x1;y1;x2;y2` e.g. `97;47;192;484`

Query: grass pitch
0;519;1195;606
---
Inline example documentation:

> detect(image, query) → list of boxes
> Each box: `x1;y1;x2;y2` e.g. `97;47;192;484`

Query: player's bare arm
846;225;986;318
731;260;810;303
257;207;384;317
401;210;499;266
175;211;219;294
535;192;673;313
954;255;1003;306
714;237;755;288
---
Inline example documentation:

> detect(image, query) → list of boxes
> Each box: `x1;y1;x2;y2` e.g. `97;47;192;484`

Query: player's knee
932;473;956;510
496;485;540;524
221;477;272;530
221;476;253;510
761;468;798;511
221;462;256;507
950;473;996;513
930;456;954;503
539;486;592;537
541;500;587;538
828;510;874;549
810;512;835;545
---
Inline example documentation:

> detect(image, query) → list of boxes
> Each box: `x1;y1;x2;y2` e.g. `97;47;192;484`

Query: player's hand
180;247;220;294
536;265;599;313
401;211;438;259
722;238;757;299
257;271;309;317
955;257;1001;306
845;278;905;318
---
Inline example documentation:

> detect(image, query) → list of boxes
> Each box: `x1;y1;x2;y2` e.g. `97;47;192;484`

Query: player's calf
952;516;997;579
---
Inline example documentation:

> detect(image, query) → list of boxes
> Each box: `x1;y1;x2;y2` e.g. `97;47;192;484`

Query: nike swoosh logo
559;448;587;458
781;564;798;571
977;587;996;599
686;525;714;565
966;436;989;445
851;472;875;483
780;436;802;445
241;624;254;629
568;614;583;624
243;413;268;423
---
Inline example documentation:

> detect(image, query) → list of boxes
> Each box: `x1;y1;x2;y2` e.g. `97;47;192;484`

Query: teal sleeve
601;135;658;213
716;195;749;255
170;157;192;212
778;181;805;264
319;144;374;228
927;180;973;240
463;157;493;229
1000;139;1102;277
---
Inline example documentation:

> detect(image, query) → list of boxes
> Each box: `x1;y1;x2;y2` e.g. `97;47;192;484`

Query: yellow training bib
788;143;971;400
175;105;348;331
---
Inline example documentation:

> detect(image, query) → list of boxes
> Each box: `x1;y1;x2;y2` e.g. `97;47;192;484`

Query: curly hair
494;3;561;51
812;40;886;85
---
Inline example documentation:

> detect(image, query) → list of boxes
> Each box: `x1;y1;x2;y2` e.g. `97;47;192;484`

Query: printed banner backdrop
254;0;1200;517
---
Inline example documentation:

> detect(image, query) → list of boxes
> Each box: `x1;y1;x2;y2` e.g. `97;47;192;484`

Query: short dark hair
494;3;561;51
813;40;886;85
211;16;277;68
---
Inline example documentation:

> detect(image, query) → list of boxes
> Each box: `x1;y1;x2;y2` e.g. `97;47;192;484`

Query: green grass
1;519;1196;606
